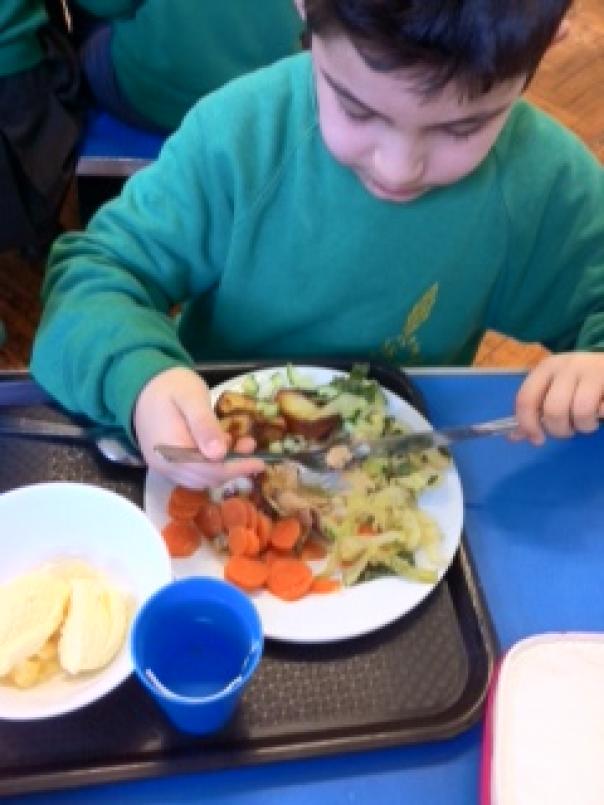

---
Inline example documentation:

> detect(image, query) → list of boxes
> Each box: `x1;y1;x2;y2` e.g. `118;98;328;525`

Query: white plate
144;366;464;643
0;482;172;720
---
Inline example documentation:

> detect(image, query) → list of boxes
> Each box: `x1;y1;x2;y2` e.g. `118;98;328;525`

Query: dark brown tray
0;360;497;797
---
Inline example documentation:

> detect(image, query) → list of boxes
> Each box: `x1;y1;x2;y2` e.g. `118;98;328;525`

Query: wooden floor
1;0;603;371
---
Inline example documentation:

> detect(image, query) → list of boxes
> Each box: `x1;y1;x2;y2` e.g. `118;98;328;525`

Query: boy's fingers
231;435;258;454
516;354;604;444
515;367;551;444
179;407;264;472
571;377;604;433
188;456;266;484
177;394;230;460
156;456;265;490
219;456;266;478
539;376;577;438
180;394;260;460
188;419;230;460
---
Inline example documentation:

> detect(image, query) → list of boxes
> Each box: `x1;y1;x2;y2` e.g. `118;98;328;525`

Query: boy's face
311;32;527;203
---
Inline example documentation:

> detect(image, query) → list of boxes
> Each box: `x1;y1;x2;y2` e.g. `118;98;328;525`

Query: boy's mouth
362;175;427;203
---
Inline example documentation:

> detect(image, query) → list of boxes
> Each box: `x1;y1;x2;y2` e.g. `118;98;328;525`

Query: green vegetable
321;392;370;421
261;371;287;399
326;363;383;404
256;401;279;417
241;374;259;397
286;364;316;390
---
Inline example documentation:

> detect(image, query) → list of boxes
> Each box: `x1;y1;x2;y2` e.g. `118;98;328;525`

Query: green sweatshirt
0;0;47;76
31;54;604;435
74;0;303;130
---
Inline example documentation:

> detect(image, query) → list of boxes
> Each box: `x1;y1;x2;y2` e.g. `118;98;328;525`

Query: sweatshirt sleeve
31;104;235;434
487;105;604;352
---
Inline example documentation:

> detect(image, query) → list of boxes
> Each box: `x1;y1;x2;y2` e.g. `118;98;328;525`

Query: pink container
480;633;604;805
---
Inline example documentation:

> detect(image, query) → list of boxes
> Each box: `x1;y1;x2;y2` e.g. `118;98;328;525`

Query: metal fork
154;444;337;468
154;444;348;491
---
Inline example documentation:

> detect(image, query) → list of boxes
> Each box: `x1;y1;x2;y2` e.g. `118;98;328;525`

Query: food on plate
162;365;452;600
273;389;342;440
161;519;201;557
0;561;131;688
266;557;314;600
215;391;259;417
224;555;269;591
162;487;332;600
323;443;355;470
167;485;208;520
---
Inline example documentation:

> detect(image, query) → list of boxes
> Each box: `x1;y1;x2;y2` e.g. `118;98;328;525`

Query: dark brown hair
303;0;572;96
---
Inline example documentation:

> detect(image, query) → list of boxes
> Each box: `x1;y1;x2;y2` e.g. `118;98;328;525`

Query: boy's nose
372;143;425;190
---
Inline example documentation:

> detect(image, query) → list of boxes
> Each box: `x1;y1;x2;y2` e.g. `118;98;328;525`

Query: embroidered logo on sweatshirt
379;282;439;364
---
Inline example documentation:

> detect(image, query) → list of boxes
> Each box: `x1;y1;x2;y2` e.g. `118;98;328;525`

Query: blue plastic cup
130;577;263;735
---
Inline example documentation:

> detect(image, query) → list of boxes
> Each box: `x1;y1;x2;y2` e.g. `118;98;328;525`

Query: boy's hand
514;352;604;445
133;367;265;488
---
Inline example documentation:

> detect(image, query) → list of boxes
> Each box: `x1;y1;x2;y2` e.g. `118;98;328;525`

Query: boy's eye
339;99;373;122
444;126;482;140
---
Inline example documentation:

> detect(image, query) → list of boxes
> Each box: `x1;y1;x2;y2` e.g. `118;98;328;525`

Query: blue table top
6;370;604;804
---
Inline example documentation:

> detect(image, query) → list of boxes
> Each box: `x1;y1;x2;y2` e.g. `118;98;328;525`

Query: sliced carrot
299;537;327;561
267;558;313;601
311;577;341;594
256;512;273;551
239;495;256;529
194;501;223;538
270;517;302;552
161;520;201;557
224;556;269;591
227;525;251;556
245;529;261;557
168;506;197;521
261;548;282;566
357;522;377;536
227;525;260;557
220;497;249;530
168;486;208;520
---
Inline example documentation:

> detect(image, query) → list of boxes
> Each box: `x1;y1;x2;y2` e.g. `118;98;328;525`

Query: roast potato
275;390;342;440
215;391;258;417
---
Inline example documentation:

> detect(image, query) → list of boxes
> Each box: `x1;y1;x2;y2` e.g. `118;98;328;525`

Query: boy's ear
293;0;306;20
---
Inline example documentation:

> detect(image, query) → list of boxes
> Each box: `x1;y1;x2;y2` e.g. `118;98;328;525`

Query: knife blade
343;415;519;460
0;414;93;441
0;413;145;467
0;413;117;443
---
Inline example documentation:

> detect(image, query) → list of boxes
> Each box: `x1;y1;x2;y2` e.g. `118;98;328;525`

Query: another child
72;0;304;131
31;0;604;490
0;0;83;254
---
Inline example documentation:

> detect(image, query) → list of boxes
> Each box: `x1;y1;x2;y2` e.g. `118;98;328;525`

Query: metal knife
0;413;144;466
342;415;519;459
0;413;102;442
155;415;519;468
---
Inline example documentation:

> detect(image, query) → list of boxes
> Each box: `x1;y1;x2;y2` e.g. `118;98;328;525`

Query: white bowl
0;481;172;720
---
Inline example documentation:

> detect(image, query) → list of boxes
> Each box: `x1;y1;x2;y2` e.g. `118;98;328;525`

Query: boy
31;0;604;490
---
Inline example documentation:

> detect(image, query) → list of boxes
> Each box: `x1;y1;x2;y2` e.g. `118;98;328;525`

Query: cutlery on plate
154;415;519;471
0;414;343;487
0;412;520;482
